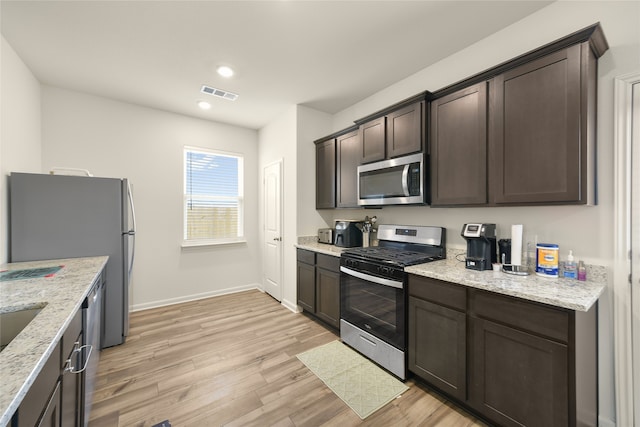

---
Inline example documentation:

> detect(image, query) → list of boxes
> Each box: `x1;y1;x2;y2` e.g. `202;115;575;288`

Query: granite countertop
406;256;605;312
295;239;346;257
296;237;605;312
0;256;109;426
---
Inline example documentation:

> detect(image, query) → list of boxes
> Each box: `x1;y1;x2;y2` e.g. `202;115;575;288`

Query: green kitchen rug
296;340;409;419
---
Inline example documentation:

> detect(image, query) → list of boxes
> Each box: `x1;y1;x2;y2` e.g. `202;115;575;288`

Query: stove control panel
340;256;405;281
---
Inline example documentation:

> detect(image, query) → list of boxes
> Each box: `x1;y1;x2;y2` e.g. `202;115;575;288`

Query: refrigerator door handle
127;181;136;276
127;180;137;234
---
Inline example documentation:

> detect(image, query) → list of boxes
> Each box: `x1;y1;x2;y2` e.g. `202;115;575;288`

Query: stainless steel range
340;224;446;380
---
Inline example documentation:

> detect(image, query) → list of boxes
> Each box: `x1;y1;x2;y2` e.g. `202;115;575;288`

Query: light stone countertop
405;256;605;312
295;237;605;312
0;256;109;427
295;238;345;257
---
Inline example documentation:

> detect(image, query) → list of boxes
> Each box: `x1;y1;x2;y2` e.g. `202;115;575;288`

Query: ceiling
1;1;553;130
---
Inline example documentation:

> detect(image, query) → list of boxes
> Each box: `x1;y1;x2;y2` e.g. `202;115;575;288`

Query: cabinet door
315;139;336;209
37;382;61;427
470;317;568;427
360;117;386;163
297;261;315;312
387;101;423;158
490;45;582;204
431;83;488;206
17;341;61;427
408;296;466;400
60;308;82;427
336;130;361;208
315;267;340;329
61;334;83;427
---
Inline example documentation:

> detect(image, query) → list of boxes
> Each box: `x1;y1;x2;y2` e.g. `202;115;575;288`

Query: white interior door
263;160;283;301
632;81;640;425
614;71;640;427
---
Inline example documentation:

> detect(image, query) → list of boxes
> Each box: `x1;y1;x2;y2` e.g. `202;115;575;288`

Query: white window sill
181;239;247;248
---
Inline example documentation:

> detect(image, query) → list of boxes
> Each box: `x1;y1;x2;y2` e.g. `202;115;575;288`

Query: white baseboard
281;298;301;313
130;282;262;312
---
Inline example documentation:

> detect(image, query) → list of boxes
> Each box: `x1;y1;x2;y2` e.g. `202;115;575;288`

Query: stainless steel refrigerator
9;172;136;348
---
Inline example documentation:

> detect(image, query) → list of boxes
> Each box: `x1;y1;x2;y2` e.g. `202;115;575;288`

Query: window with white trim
183;146;244;246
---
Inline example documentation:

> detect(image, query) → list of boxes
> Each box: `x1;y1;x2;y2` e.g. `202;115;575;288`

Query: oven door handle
340;266;404;289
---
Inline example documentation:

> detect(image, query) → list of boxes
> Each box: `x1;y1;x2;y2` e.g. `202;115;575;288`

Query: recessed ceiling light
217;66;234;78
197;100;211;110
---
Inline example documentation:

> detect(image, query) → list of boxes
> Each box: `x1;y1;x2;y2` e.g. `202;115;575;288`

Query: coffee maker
461;223;497;270
498;239;512;272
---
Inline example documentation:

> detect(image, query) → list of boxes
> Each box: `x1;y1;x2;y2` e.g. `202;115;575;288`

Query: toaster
318;228;334;244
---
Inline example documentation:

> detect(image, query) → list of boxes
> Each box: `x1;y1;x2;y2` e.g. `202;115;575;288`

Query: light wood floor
89;290;487;427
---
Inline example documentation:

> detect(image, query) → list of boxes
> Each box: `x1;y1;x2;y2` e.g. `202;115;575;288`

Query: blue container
536;243;559;277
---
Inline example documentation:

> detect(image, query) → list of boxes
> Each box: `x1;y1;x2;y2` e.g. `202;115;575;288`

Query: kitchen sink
0;306;44;352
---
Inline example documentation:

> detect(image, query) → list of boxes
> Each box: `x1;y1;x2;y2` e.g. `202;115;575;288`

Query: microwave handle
401;164;410;197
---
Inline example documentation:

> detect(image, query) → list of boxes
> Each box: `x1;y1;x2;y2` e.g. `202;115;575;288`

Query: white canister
536;244;559;277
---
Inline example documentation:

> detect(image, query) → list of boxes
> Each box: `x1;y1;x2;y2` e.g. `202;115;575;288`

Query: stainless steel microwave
357;153;425;206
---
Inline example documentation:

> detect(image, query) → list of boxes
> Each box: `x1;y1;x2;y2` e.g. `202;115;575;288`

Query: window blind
183;147;244;244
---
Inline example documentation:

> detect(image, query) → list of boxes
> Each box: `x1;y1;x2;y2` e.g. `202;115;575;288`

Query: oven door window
341;269;405;350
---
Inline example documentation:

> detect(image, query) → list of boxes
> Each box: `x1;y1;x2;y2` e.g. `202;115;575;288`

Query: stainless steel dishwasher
82;274;103;426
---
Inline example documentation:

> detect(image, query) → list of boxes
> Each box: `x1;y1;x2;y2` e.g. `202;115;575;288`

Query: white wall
258;106;298;309
296;105;332;236
258;105;331;310
329;1;640;262
0;36;42;265
41;86;261;310
318;3;640;425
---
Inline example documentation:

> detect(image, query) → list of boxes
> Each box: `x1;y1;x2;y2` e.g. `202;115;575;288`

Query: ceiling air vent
201;85;238;101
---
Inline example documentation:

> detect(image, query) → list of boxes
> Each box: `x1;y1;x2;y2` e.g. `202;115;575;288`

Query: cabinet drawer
61;308;82;366
408;275;466;312
297;249;315;265
470;290;569;343
316;253;340;271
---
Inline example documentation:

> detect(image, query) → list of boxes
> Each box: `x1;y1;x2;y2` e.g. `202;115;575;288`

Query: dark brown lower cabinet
14;341;62;426
407;274;598;427
296;249;340;329
315;258;340;328
470;317;569;426
13;307;88;426
408;296;466;401
61;309;83;427
38;382;61;427
296;250;316;313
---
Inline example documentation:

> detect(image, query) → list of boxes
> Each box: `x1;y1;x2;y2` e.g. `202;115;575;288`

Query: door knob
273;237;282;241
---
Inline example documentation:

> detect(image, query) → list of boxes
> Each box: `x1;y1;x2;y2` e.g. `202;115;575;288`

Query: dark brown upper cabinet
315;137;336;209
490;44;589;205
356;93;428;165
429;22;607;207
387;101;424;158
360;116;386;163
314;126;359;209
430;82;488;206
336;129;361;208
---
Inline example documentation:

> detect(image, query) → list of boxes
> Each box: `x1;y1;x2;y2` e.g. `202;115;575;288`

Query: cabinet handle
65;344;92;374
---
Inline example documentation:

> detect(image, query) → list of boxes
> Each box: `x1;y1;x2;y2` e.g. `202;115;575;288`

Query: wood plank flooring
89;290;486;427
